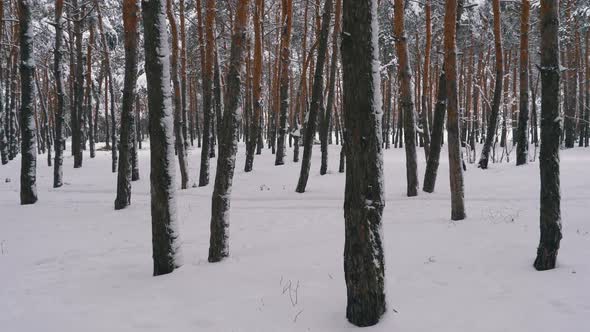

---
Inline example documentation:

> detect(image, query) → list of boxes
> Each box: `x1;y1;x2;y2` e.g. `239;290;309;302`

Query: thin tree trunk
274;0;293;166
208;0;250;263
478;0;503;169
53;0;65;188
245;0;263;172
115;0;140;210
19;0;38;205
393;0;419;197
516;0;530;165
295;0;332;193
444;0;466;220
166;0;190;189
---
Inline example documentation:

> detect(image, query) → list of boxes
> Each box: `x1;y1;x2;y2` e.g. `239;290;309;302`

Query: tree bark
534;0;562;271
393;0;419;197
341;0;386;326
478;0;503;169
141;0;182;276
516;0;530;165
19;0;38;205
295;0;332;193
208;0;250;263
53;0;65;188
167;0;190;189
443;0;466;220
274;0;293;165
115;0;140;210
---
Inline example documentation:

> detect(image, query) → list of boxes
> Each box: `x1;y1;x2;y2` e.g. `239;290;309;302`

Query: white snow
1;143;589;331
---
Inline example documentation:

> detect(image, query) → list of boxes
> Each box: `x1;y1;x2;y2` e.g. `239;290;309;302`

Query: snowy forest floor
1;143;589;332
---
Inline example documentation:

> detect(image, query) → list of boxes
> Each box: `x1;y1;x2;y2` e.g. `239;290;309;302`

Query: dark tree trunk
295;0;332;193
245;0;263;172
115;0;140;210
341;0;386;326
478;0;503;169
208;0;250;263
72;0;84;168
423;73;446;193
394;0;419;197
516;0;530;166
142;0;182;276
534;0;562;271
132;96;140;181
19;0;38;205
53;0;66;188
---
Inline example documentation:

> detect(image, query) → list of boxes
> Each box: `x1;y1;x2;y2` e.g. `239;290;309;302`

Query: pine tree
19;0;38;205
342;0;386;326
141;0;182;276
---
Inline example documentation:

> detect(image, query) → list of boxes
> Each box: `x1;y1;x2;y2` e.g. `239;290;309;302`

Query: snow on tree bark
393;0;419;197
341;0;386;326
208;0;250;263
516;0;530;166
295;0;332;193
19;0;38;205
534;0;562;271
53;0;66;188
115;0;140;210
141;0;182;276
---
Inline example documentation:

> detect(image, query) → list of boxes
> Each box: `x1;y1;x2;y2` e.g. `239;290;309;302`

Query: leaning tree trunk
244;0;264;172
478;0;503;169
274;0;293;166
534;0;562;271
443;0;466;220
341;0;386;326
19;0;38;205
295;0;332;193
320;0;342;175
393;0;418;197
516;0;530;165
53;0;65;188
198;0;216;187
208;0;250;263
421;0;432;160
142;0;182;276
115;0;140;210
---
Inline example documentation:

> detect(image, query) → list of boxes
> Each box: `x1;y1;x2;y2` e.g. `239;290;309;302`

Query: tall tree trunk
341;0;386;326
516;0;530;165
443;0;466;220
393;0;419;197
478;0;503;169
72;0;84;168
132;95;140;181
274;0;293;166
86;22;96;159
563;2;576;148
19;0;38;205
208;0;250;263
198;0;216;187
141;0;182;276
245;0;263;172
534;0;562;271
179;0;189;152
53;0;65;188
115;0;140;210
167;0;190;189
320;0;342;175
421;0;432;160
295;0;332;193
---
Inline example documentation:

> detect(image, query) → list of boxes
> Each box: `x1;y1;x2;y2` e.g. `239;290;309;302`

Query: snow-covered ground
1;143;589;332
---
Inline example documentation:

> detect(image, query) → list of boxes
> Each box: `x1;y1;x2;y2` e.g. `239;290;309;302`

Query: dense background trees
1;0;588;325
